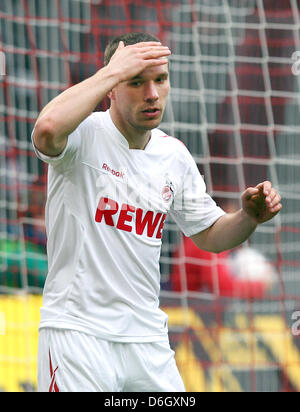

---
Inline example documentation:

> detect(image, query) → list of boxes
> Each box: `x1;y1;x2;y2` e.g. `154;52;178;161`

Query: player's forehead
130;63;169;81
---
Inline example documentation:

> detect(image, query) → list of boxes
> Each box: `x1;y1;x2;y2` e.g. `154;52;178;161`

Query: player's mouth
141;108;161;118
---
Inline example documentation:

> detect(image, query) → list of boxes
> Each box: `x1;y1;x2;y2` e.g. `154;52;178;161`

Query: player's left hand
241;181;282;224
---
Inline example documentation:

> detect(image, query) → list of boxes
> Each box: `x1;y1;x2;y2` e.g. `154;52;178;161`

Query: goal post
1;0;300;392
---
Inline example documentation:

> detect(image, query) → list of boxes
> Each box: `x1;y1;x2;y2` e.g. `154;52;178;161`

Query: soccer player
32;32;282;392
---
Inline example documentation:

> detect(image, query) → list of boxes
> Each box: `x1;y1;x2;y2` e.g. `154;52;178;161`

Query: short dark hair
104;32;161;66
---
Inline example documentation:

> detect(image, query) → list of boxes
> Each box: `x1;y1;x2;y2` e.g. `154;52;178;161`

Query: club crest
162;178;174;203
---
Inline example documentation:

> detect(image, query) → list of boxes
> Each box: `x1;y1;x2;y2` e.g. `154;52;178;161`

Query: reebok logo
102;163;125;179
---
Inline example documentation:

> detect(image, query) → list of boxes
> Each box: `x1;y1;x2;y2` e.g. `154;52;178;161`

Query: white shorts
37;328;186;392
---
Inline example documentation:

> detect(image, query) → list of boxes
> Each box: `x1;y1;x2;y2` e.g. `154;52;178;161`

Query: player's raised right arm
32;66;120;157
33;41;170;157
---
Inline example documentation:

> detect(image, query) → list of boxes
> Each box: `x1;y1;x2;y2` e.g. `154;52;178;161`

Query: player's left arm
191;181;282;253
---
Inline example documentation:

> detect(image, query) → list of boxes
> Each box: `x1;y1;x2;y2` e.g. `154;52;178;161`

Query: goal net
1;0;300;392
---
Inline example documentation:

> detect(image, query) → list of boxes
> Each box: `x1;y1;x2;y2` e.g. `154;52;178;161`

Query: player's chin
139;115;163;129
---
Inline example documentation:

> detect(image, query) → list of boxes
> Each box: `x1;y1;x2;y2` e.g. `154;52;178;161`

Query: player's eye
129;80;142;87
156;75;168;84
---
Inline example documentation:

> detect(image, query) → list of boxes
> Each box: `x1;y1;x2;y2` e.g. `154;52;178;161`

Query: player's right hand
106;41;171;83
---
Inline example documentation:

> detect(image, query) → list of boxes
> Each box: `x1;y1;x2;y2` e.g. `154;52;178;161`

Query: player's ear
108;89;115;101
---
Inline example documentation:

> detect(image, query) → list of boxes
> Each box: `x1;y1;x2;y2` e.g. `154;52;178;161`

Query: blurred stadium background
1;0;300;392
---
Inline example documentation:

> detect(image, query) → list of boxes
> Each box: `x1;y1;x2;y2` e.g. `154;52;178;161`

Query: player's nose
144;81;159;102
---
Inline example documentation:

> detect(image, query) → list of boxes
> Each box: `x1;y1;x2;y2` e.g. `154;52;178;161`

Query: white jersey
32;110;225;342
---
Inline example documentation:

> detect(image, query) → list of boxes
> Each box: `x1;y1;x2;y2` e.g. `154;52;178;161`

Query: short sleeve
31;116;93;172
169;150;225;237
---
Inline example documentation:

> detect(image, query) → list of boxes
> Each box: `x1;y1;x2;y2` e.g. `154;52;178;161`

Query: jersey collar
106;110;154;152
